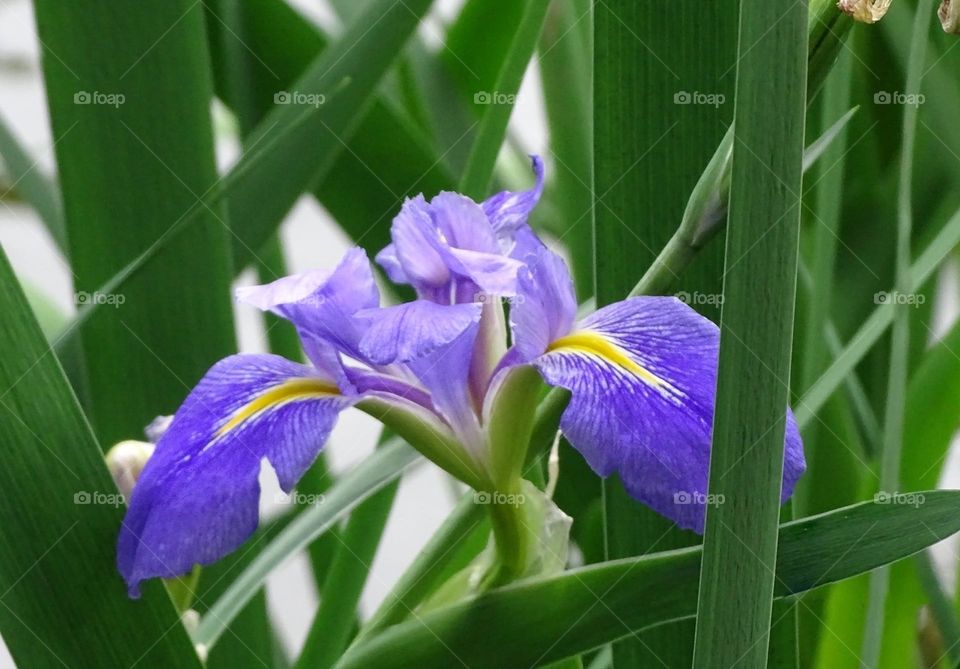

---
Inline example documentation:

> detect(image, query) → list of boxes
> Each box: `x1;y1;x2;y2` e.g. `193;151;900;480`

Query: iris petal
510;244;578;362
429;192;499;253
236;247;379;361
117;354;351;596
533;297;805;533
357;300;484;450
390;195;450;288
357;300;482;365
482;155;545;237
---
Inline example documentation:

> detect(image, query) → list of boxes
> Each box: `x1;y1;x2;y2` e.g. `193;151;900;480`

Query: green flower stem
483;485;534;587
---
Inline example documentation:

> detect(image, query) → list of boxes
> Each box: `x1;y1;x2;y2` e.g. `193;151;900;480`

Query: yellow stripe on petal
546;331;668;391
217;378;339;437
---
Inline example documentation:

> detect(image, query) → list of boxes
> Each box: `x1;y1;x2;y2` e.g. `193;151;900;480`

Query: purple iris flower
117;157;804;597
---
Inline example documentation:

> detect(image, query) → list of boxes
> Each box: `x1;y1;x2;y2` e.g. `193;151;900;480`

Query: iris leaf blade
692;0;808;664
860;1;937;662
221;0;438;271
457;0;550;199
334;491;960;669
0;111;65;250
33;0;237;445
0;246;201;668
592;1;737;665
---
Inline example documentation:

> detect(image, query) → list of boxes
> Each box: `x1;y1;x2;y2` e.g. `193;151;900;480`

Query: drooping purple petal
532;297;804;533
510;244;578;362
118;354;351;597
356;300;485;449
482;155;545;237
357;300;482;365
236;248;379;360
408;321;484;452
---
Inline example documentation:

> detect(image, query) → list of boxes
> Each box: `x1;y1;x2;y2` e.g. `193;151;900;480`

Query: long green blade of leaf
52;0;438;355
206;0;454;260
33;0;236;444
798;201;960;424
692;0;808;665
223;0;436;270
457;0;550;198
335;491;960;669
294;432;399;669
355;493;489;642
0;111;65;249
0;246;200;667
860;1;936;663
593;1;737;665
193;440;420;650
539;0;592;295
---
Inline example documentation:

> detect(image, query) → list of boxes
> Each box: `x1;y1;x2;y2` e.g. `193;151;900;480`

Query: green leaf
798;202;960;424
539;0;592;295
903;317;960;492
458;0;550;198
294;433;398;669
692;1;808;666
33;0;236;445
792;53;855;665
356;493;489;641
860;2;937;663
221;0;438;270
55;0;443;352
335;492;960;669
0;246;200;667
193;440;420;651
592;2;737;665
0;111;65;250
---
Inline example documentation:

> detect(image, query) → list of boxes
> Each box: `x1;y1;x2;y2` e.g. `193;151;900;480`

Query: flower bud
941;0;959;33
106;440;155;499
837;0;891;23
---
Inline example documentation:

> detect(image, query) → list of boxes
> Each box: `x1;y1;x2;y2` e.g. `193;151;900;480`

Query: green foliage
0;248;201;668
693;1;808;666
336;492;960;668
4;0;960;666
